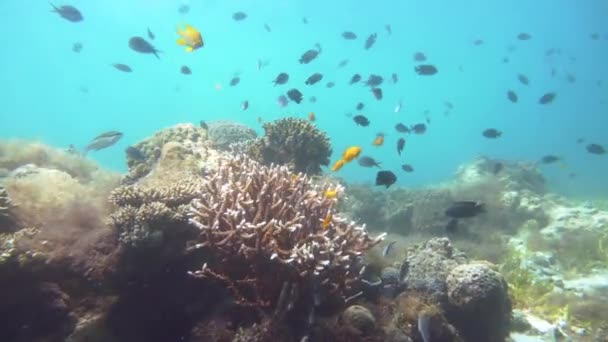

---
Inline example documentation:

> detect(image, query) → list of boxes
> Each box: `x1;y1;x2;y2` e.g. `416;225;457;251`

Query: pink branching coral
187;155;385;309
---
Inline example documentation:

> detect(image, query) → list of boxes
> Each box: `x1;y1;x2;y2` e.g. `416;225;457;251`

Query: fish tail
153;49;161;59
49;2;58;12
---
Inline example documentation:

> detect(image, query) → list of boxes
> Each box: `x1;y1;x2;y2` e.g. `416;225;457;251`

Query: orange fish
308;112;316;121
321;213;332;230
331;159;346;172
372;134;384;146
342;146;362;162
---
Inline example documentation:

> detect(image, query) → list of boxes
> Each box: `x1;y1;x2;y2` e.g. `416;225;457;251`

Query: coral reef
246;117;332;175
206;120;257;151
0;186;17;232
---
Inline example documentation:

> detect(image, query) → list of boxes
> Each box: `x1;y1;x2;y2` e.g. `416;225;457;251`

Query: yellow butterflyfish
176;24;204;52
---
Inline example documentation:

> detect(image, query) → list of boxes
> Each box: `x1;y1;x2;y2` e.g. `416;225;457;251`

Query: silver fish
382;241;396;257
84;131;123;154
394;100;402;113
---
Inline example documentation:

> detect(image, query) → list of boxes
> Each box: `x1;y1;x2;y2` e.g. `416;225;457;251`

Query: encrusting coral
187;154;385;310
246;117;332;175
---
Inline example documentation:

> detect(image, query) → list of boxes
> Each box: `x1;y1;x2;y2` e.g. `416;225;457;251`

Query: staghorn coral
246;117;332;175
187;154;384;310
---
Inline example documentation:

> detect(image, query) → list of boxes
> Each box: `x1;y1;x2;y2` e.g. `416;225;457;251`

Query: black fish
539;92;556;104
50;3;83;22
342;31;357;40
397;138;405;155
84;131;123;154
230;76;240;86
273;72;289;86
178;4;190;14
128;37;161;59
391;73;399;84
411;123;426;134
353;115;370;126
180;66;192;75
305;73;323;85
350;74;362;85
358;156;381;168
493;162;504;175
309;96;317;103
385;24;392;36
264;23;271;32
326;82;335;88
241;100;249;111
401;164;414;172
586;144;606;155
507;90;518;103
112;63;132;72
375;170;397;188
371;88;383;100
517;74;529;85
473;39;484;46
483;128;502;138
446;218;458;233
287;89;303;104
232;11;247;21
299;47;320;64
356;102;364;111
517;32;531;40
445;201;485;218
147;27;155;40
126;146;146;161
395;123;410;133
338;59;349;68
72;42;83;53
364;33;377;50
415;64;438;75
199;121;209;130
413;52;426;62
366;74;383;87
540;155;560;164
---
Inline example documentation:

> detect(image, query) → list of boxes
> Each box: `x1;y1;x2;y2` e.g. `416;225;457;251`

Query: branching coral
246;117;332;175
187;155;384;309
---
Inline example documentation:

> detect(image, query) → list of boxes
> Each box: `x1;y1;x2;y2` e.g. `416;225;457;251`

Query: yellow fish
372;134;384;146
176;24;204;52
331;159;346;172
342;146;362;162
321;213;332;230
324;189;338;199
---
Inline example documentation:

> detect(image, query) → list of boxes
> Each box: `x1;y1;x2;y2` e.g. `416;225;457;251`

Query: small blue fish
382;241;396;257
418;313;431;342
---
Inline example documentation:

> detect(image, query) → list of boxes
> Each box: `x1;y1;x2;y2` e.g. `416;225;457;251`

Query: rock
207;120;257;151
446;263;511;342
384;327;413;342
510;309;532;332
341;305;376;334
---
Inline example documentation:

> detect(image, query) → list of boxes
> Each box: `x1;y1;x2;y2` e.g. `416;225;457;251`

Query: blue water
1;0;607;196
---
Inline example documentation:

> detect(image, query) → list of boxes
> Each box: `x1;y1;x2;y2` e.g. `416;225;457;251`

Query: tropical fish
353;115;370;126
445;201;485;218
375;170;397;188
321;213;332;230
324;189;338;199
517;32;532;40
415;65;438;75
397;138;405;155
366;74;383;87
273;73;289;86
129;37;161;59
232;12;247;21
371;88;383;100
241;100;249;111
112;63;132;72
358;156;381;168
125;146;146;161
277;95;289;108
308;112;316;122
147;27;155;40
372;134;384;146
539;92;556;104
176;24;204;52
306;73;323;85
84;131;123;154
350;74;362;85
180;65;192;75
342;146;362;162
332;159;346;172
287;89;303;103
507;90;518;103
72;42;83;53
586;143;606;155
482;128;502;138
382;241;396;257
342;31;357;40
364;33;377;50
413;52;426;62
299;45;321;64
401;164;414;172
50;3;83;22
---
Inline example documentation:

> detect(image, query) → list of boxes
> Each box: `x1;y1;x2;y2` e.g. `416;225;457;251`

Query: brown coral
246;117;332;175
207;120;257;151
187;155;384;309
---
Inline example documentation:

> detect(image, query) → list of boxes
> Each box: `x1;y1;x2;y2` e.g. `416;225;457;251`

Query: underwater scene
1;0;608;341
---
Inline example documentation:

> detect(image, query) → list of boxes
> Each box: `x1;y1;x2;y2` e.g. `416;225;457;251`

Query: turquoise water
1;0;606;195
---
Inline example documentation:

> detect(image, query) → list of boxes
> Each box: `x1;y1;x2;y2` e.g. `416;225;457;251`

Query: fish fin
176;38;186;46
185;46;193;52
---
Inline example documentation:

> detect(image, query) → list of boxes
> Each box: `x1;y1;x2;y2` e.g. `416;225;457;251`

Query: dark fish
358;156;381;168
445;218;459;233
401;164;414;172
277;95;289;107
287;89;303;104
353;115;370;126
305;73;323;85
576;138;585;144
356;102;364;111
493;162;504;175
415;65;438;75
566;73;576;83
264;23;271;32
413;52;426;62
126;146;146;161
397;138;405;155
539;92;556;104
382;241;396;257
299;47;320;64
395;123;410;133
517;32;531;40
302;17;308;24
385;24;392;35
540;155;560;164
72;42;83;53
502;57;510;64
371;88;383;100
342;31;357;40
326;82;335;88
445;201;485;218
590;33;600;40
50;3;83;22
444;101;454;109
338;59;349;68
586;144;606;155
241;100;249;111
180;65;192;75
309;96;317;103
391;73;399;84
364;33;377;50
411;123;426;134
230;76;240;86
507;90;518;103
147;27;155;40
375;170;397;188
178;4;190;14
112;63;132;72
232;11;247;21
483;128;502;138
517;74;529;85
366;74;383;87
84;131;123;154
273;72;289;86
350;74;362;85
129;37;161;59
199;121;209;130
